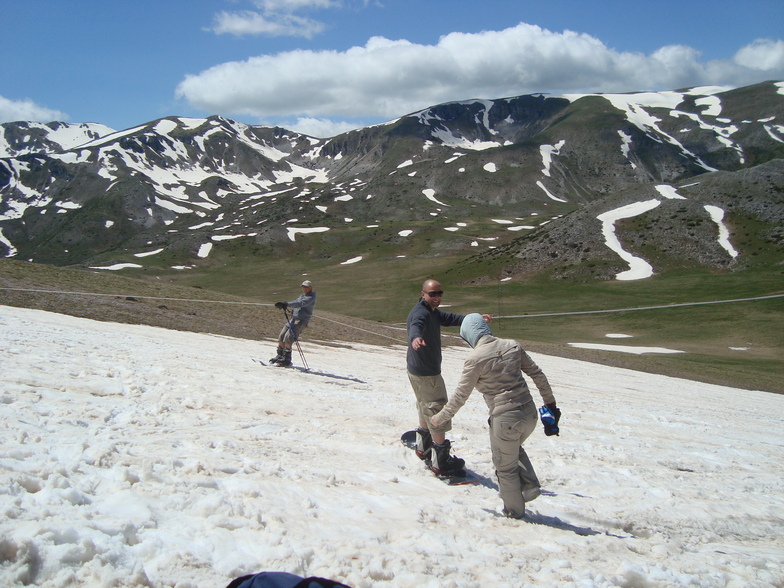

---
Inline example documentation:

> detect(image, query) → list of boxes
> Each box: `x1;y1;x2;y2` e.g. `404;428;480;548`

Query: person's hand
411;337;426;350
482;314;493;322
274;302;287;309
430;416;438;427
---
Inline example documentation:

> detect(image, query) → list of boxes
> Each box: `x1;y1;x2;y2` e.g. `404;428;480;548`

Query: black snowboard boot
415;427;432;463
269;346;285;364
278;349;292;367
430;440;465;475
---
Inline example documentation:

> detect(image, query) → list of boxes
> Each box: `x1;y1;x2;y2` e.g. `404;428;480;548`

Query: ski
253;357;303;370
252;358;366;383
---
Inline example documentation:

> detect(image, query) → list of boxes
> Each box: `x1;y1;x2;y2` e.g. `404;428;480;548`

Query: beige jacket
432;335;555;426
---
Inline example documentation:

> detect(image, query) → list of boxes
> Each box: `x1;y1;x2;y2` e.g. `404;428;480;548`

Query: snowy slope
0;121;115;158
1;305;782;587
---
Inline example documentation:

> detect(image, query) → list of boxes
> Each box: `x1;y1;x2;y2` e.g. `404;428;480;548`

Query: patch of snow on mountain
397;159;414;169
197;243;213;258
430;127;499;151
540;140;565;177
0;122;114;157
618;131;636;168
669;110;744;163
134;249;164;258
52;123;115;149
536;181;567;203
340;256;362;265
212;234;245;242
398;229;413;237
50;150;91;164
189;221;215;230
469;99;496;134
603;93;718;173
286;227;330;241
694;95;722;117
422;189;448;207
177;118;207;131
686;86;732;96
155;197;191;215
764;125;784;143
704;205;738;258
569;342;684;354
235;131;289;163
0;133;12;157
78;125;147;149
0;161;55;216
597;200;662;280
0;232;17;256
483;162;497;173
654;185;687;200
89;263;143;270
274;163;328;184
154;119;178;135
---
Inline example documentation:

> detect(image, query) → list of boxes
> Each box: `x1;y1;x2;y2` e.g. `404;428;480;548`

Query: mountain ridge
1;81;783;283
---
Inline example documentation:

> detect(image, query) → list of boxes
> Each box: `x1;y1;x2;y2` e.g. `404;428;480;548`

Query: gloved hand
539;403;561;436
274;302;288;309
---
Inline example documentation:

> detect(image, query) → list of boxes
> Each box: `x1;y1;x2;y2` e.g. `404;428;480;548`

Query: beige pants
489;402;540;518
407;373;452;434
278;320;306;345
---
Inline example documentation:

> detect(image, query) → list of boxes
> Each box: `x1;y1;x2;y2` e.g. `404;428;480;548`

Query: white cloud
280;116;364;137
254;0;340;11
734;38;784;70
0;95;67;124
178;23;784;125
209;0;341;38
210;10;325;38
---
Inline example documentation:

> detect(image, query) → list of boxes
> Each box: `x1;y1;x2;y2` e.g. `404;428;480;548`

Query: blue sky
2;0;783;137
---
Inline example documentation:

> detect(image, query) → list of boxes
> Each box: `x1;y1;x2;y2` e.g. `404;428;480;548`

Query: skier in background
269;280;316;367
431;313;560;519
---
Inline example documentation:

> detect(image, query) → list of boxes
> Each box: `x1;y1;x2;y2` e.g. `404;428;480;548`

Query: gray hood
460;313;492;348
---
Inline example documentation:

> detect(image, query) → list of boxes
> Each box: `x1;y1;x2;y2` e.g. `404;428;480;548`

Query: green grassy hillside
4;249;779;394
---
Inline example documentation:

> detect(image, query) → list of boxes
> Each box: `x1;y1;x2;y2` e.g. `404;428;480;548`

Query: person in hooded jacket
430;313;561;519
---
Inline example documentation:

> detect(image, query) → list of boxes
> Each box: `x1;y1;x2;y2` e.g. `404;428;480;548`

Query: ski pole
283;308;309;371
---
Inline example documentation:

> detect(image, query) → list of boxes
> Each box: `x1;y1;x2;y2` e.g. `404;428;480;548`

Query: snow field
1;305;782;587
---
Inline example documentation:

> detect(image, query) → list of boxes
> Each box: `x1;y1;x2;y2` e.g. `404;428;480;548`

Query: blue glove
539;404;561;436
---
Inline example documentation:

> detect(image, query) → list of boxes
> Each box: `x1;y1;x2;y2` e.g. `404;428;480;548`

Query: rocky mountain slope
1;81;783;281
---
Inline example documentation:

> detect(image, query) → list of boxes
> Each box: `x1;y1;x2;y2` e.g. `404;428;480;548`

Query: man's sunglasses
425;291;444;297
